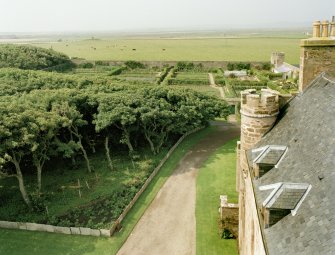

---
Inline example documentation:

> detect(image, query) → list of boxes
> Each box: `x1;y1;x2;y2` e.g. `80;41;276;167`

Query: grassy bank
0;127;214;255
196;138;239;255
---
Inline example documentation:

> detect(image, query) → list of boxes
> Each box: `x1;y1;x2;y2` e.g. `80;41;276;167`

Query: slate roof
274;65;292;73
251;73;335;255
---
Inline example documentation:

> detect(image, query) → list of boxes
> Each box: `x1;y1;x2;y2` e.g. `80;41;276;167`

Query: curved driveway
117;122;240;255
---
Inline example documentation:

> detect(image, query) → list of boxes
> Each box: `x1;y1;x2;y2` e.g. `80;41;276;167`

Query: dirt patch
117;122;240;255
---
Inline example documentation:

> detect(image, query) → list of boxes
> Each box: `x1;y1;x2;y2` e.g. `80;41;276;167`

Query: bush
227;63;235;71
0;44;73;71
175;61;197;71
227;62;251;71
108;67;124;76
124;61;145;69
95;61;110;66
262;62;272;71
78;62;94;69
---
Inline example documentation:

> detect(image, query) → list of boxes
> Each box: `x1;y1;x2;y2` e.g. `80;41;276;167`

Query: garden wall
0;127;204;238
71;60;267;69
0;220;111;237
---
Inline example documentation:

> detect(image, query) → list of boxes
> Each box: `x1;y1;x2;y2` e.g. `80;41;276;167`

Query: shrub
0;44;73;71
124;61;145;69
227;63;235;71
227;62;251;71
108;67;124;76
175;61;197;71
78;62;94;69
261;62;272;71
95;61;110;66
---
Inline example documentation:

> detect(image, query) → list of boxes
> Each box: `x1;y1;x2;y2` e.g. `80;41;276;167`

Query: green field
196;138;239;255
29;35;305;64
0;127;214;255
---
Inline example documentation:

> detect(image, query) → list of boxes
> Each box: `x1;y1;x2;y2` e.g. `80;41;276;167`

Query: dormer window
251;145;288;178
259;183;312;228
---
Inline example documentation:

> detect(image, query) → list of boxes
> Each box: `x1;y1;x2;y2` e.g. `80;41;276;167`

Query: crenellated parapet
240;89;279;118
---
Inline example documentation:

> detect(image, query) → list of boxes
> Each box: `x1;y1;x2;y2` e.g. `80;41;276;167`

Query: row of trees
0;68;229;208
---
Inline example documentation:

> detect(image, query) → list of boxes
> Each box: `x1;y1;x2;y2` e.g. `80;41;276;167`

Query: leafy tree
0;44;73;71
51;102;92;172
0;103;40;207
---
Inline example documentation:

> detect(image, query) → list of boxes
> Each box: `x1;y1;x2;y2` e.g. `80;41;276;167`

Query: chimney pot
331;18;335;37
313;21;321;38
321;20;330;38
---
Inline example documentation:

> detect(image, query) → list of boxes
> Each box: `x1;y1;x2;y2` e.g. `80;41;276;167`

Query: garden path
208;73;225;99
117;122;240;255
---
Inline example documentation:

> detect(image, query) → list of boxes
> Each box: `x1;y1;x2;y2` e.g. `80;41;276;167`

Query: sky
0;0;334;33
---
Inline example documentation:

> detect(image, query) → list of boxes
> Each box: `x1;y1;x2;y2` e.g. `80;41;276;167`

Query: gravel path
117;122;240;255
208;73;225;99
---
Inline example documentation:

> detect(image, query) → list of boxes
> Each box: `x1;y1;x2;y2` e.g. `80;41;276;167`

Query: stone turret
237;89;279;255
271;52;285;68
240;89;279;159
299;17;335;92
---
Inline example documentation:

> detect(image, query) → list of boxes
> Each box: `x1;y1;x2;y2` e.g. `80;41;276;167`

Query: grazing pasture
29;34;305;64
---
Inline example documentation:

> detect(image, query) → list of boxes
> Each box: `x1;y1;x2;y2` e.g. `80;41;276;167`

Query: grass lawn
30;35;304;64
196;138;239;255
0;127;214;255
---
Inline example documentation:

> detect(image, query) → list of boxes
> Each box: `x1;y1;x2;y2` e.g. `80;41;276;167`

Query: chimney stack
299;17;335;92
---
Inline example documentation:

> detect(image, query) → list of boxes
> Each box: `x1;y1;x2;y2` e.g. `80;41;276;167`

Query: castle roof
249;73;335;255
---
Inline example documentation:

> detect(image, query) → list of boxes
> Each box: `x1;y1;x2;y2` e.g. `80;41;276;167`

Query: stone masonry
299;19;335;92
238;89;279;255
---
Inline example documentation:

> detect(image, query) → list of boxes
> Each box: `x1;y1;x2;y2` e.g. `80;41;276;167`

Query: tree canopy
0;44;74;71
0;67;229;207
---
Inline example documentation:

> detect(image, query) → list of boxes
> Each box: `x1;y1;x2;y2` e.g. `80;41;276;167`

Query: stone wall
238;88;279;255
71;59;268;69
0;221;111;237
299;20;335;92
220;195;239;238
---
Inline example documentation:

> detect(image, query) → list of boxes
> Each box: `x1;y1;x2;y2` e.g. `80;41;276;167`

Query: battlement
240;89;279;117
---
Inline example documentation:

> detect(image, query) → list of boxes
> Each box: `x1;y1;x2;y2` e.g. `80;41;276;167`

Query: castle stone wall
238;89;279;255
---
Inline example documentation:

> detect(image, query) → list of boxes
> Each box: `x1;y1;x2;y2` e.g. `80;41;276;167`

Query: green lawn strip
196;138;239;255
0;127;215;255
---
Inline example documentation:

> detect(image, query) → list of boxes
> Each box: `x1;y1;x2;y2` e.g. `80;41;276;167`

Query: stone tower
299;18;335;92
237;89;279;255
271;52;285;68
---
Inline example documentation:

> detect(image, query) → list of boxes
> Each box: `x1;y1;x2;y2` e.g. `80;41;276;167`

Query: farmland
24;32;307;64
